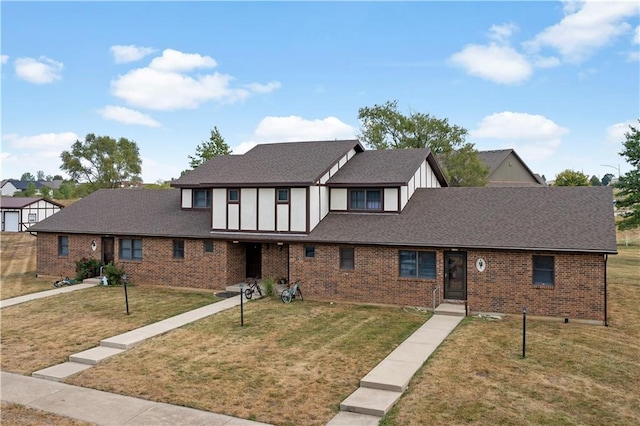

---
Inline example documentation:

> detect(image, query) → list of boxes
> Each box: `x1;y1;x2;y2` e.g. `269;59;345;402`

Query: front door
246;243;262;278
102;237;115;265
444;252;467;300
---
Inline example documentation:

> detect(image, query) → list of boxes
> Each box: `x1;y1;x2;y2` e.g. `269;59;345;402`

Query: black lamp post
522;306;527;358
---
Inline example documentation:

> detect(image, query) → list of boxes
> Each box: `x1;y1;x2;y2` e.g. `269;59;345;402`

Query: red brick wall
262;243;289;281
289;244;605;321
37;233;100;278
226;242;245;285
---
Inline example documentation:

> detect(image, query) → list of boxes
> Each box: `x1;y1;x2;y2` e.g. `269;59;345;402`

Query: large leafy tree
188;126;231;169
589;175;601;186
554;169;589;186
358;100;488;186
60;134;142;189
20;172;35;181
616;120;640;230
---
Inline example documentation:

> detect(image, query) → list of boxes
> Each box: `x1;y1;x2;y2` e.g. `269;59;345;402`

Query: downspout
604;254;608;327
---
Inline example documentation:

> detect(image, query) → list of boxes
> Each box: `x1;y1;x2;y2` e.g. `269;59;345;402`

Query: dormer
326;148;447;213
172;140;364;233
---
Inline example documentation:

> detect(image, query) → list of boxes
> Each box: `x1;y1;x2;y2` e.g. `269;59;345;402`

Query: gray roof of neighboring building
30;189;211;238
32;186;617;254
0;197;63;209
306;186;617;253
477;149;544;186
173;140;363;187
326;148;448;187
1;179;64;190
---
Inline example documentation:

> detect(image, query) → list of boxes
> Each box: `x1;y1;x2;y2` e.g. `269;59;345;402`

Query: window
58;236;69;256
228;189;239;203
349;189;382;210
204;240;214;253
340;247;354;270
305;246;315;258
28;213;37;223
399;251;436;279
533;255;554;286
193;189;211;208
120;238;143;260
173;240;185;259
277;189;289;203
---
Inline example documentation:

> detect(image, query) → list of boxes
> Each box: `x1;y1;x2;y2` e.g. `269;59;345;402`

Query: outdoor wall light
232;240;239;244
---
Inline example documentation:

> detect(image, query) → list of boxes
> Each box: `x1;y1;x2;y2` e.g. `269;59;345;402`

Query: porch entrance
444;251;467;300
246;243;262;278
102;237;114;265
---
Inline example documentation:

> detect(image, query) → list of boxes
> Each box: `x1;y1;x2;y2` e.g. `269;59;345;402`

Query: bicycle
53;277;75;288
244;277;263;300
281;279;303;303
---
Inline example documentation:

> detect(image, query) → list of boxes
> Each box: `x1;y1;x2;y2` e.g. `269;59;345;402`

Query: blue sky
2;0;639;183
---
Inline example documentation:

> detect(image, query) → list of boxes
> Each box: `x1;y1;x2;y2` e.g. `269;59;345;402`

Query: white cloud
98;105;161;127
14;56;63;84
449;43;532;84
533;56;561;68
471;112;568;160
606;120;637;144
149;49;216;72
524;1;638;63
489;23;518;44
110;45;156;63
2;131;79;149
111;49;279;110
635;26;640;44
233;116;357;154
1;55;8;64
244;81;282;94
140;156;182;183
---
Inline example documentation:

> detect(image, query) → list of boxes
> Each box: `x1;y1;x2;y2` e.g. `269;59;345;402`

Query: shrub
75;257;102;281
263;277;275;298
103;262;127;286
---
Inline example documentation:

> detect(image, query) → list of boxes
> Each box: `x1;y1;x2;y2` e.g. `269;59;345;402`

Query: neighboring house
477;149;545;187
1;179;64;196
31;140;617;323
1;197;64;232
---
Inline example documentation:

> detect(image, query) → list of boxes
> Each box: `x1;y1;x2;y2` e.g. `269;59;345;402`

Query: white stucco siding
290;188;307;232
319;171;330;185
400;185;408;210
384;188;398;211
420;161;427;187
240;188;257;230
258;188;276;231
276;204;289;231
228;204;240;230
212;189;227;229
329;163;339;178
347;148;357;160
181;189;192;208
338;155;347;168
331;188;347;211
309;186;320;231
320;186;330;219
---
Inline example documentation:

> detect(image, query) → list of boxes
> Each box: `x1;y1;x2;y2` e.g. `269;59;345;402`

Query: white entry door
4;211;19;232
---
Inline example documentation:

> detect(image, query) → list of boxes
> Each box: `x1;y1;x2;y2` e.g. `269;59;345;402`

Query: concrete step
326;411;382;425
32;362;93;382
434;302;466;317
69;346;125;365
82;277;103;285
340;387;402;417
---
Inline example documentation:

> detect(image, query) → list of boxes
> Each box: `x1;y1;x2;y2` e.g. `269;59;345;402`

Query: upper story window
277;189;289;203
349;189;382;211
228;189;239;203
193;189;211;208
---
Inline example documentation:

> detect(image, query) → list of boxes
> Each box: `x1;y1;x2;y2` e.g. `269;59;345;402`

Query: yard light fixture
522;306;527;358
239;282;244;327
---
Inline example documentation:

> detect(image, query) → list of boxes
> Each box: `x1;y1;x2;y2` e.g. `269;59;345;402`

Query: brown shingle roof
477;149;512;173
307;186;617;253
0;197;63;209
173;140;363;187
30;189;211;238
326;149;448;186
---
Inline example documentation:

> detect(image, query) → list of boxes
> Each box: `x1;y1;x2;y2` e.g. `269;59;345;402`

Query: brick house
31;140;617;323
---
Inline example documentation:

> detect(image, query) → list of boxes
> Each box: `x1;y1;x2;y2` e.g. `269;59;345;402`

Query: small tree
589;175;601;186
40;185;52;199
601;173;614;186
23;182;38;196
554;169;589;186
36;170;46;181
615;120;640;230
188;126;231;169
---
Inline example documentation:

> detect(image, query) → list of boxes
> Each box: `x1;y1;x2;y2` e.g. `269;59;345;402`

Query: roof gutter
604;254;609;327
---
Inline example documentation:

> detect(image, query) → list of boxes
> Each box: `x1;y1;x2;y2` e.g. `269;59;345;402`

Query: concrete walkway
1;372;270;425
32;295;243;381
327;303;465;425
1;278;101;309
